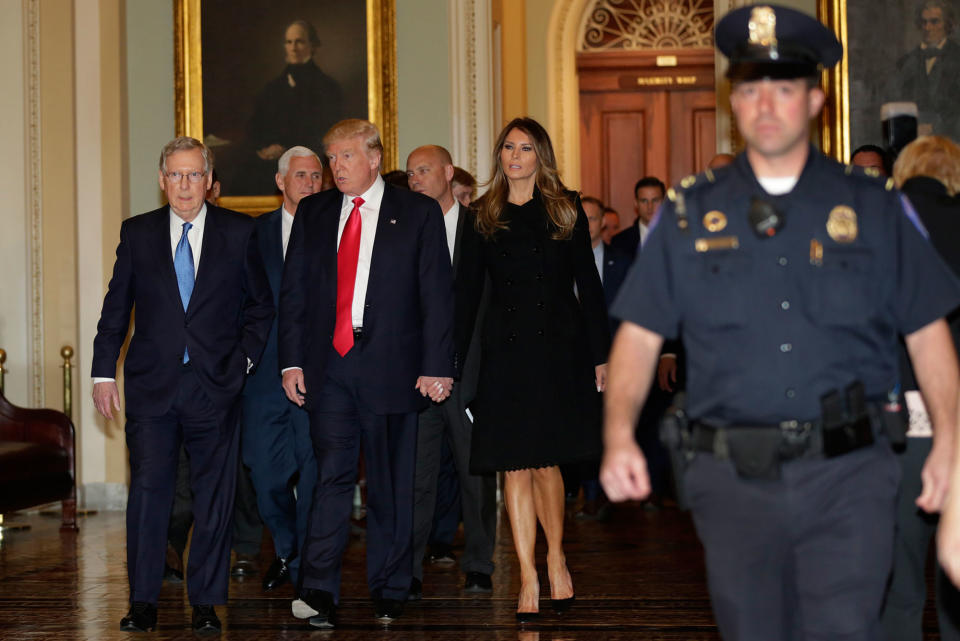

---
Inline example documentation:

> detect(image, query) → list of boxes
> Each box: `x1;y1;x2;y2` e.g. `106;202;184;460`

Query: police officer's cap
716;4;842;81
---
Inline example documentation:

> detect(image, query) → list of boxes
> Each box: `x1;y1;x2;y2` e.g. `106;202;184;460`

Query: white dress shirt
337;175;385;328
638;221;650;247
281;206;295;258
93;205;208;384
592;242;604;283
443;200;460;263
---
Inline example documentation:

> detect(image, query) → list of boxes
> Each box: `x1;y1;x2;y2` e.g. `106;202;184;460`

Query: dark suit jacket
278;184;455;415
600;242;631;336
92;205;274;417
895;39;960;141
243;208;286;397
610;222;641;259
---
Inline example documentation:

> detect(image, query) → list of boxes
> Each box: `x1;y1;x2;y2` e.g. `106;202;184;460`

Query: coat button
536;273;544;281
780;343;792;353
785;388;796;398
537;301;545;310
537;329;544;336
532;246;539;254
505;279;513;286
780;300;790;311
778;256;788;266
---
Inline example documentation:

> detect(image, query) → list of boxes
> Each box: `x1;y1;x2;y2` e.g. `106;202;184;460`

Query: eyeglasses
165;170;206;183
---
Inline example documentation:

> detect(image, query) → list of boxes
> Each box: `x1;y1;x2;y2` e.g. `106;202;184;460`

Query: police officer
600;5;960;640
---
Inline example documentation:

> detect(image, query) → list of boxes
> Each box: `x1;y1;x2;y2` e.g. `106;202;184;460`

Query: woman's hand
595;363;608;392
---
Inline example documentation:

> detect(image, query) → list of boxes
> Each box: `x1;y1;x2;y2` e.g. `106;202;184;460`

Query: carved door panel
577;50;715;229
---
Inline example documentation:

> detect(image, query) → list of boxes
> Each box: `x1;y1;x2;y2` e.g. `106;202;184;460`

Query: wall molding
25;0;44;407
81;482;128;511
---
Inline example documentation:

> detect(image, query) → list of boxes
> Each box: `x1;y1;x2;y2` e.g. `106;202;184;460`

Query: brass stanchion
61;346;73;420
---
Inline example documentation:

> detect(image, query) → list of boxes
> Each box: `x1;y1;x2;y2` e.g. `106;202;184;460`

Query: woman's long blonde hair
476;117;576;240
893;135;960;196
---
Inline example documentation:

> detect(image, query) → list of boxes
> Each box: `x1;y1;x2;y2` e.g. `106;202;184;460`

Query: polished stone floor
0;501;944;640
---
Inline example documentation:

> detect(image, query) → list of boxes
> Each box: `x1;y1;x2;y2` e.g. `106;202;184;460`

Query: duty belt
686;405;881;480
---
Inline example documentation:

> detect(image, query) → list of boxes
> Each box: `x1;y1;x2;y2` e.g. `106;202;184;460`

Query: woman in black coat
883;135;960;639
456;117;610;622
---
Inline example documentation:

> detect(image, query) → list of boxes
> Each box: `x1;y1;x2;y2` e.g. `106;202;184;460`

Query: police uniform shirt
610;148;960;424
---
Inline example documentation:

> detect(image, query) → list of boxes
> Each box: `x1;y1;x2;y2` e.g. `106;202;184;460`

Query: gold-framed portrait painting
819;0;960;163
175;0;397;214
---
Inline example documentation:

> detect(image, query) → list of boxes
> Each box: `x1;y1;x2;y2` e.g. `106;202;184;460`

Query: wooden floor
0;502;945;640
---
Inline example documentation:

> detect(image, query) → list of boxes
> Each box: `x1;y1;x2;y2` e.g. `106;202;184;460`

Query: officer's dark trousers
880;437;960;641
685;440;899;641
412;396;497;582
126;366;240;606
241;386;316;583
299;348;417;603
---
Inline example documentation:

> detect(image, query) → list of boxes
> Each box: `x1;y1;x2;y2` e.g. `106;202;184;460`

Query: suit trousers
299;346;418;603
241;386;316;581
167;446;262;558
686;440;899;641
880;437;960;641
412;395;497;581
125;365;240;606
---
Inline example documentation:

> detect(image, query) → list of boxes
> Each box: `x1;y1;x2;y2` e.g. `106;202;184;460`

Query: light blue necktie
174;221;195;363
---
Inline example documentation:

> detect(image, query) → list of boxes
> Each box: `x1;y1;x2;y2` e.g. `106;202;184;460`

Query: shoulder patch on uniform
899;193;929;239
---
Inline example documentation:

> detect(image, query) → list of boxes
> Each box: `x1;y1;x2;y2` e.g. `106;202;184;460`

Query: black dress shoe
408;577;422;601
463;572;493;593
262;556;292;592
551;594;575;614
163;563;184;583
120;601;157;631
192;605;221;634
231;553;258;577
292;589;335;629
374;598;404;623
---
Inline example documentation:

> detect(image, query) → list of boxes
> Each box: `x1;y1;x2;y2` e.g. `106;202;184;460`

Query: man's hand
657;355;678;392
600;438;651;502
917;435;955;513
416;376;453;403
939;484;960;586
256;143;285;161
595;364;608;392
282;369;307;407
93;381;121;420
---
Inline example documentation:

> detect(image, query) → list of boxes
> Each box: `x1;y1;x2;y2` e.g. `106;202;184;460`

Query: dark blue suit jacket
600;242;631;336
91;205;274;417
278;184;455;415
244;208;286;397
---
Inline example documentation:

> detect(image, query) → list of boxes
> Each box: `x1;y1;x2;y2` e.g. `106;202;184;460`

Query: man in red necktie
279;119;454;628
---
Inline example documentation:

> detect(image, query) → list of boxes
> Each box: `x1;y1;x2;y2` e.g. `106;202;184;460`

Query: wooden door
578;50;715;228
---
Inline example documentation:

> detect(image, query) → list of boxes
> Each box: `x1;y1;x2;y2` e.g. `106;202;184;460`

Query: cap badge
826;205;858;243
703;210;728;233
749;6;779;60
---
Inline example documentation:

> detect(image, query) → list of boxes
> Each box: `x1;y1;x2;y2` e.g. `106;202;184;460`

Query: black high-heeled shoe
551;594;575;614
516;610;540;624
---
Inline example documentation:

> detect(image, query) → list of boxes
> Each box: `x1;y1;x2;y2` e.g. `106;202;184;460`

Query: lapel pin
389;219;397;224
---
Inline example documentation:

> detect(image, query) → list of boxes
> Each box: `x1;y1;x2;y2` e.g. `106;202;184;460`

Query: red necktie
333;197;364;356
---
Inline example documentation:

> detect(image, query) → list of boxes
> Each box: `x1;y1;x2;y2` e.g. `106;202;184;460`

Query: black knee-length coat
455;189;611;473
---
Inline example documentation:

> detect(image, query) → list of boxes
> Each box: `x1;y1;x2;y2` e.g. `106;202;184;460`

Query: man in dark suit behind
91;136;274;633
405;144;497;597
609;176;665;259
280;119;455;628
241;146;325;594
